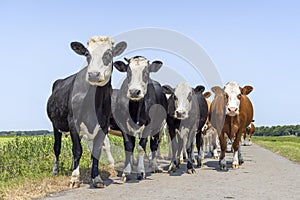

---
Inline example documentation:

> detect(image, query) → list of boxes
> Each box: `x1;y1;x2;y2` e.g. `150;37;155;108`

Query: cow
111;56;167;182
162;83;208;174
243;121;255;146
202;91;219;159
46;36;127;188
210;82;253;170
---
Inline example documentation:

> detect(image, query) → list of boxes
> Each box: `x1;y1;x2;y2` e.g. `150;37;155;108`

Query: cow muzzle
128;89;142;100
88;72;102;83
226;107;239;116
175;110;187;119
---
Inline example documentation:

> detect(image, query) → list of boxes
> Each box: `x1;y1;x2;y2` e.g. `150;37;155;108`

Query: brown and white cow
243;121;255;146
210;82;253;170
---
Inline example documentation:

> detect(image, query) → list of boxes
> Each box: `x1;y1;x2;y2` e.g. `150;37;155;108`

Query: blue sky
0;1;299;131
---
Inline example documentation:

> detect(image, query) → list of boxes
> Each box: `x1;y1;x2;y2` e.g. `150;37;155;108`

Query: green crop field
0;134;169;199
0;137;14;144
252;136;300;163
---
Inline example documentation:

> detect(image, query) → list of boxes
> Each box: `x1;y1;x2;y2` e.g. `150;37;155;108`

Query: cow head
163;82;203;120
114;56;163;100
224;82;253;116
71;36;127;86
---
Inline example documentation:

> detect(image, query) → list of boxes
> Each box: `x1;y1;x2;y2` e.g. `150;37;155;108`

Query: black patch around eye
86;55;91;64
187;93;192;101
142;67;149;82
102;50;113;66
127;67;132;82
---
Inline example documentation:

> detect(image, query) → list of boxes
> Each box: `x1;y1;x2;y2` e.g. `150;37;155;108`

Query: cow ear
211;86;223;95
71;42;90;56
241;85;253;95
162;85;174;94
113;41;127;57
194;85;205;93
149;61;163;72
203;91;211;99
113;61;128;72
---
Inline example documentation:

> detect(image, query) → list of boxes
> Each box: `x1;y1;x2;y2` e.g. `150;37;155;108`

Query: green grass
252;136;300;163
0;136;14;145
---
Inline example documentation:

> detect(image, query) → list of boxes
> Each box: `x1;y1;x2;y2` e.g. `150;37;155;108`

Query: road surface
41;144;300;200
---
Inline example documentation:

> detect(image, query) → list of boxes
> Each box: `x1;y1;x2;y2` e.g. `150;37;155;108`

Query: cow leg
243;131;247;146
90;130;107;188
149;133;162;173
168;127;178;172
69;130;82;188
195;131;204;168
174;135;184;167
238;144;244;165
248;132;253;145
219;133;227;170
186;133;196;174
232;131;243;169
212;130;219;160
122;134;135;182
52;127;62;175
137;138;147;180
102;135;114;168
182;135;187;161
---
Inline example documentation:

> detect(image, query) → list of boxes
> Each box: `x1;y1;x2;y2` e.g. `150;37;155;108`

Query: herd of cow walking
46;36;255;188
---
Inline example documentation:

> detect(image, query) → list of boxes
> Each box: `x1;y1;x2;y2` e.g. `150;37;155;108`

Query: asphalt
40;144;300;200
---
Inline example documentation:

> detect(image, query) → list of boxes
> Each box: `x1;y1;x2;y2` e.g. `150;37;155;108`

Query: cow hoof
220;164;227;171
168;163;177;172
232;164;239;169
187;168;196;174
93;182;105;188
214;155;219;160
137;173;145;180
239;160;244;165
69;181;80;188
180;158;184;164
121;174;127;183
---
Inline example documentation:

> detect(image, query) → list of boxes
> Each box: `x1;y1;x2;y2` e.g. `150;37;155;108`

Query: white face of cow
127;57;149;100
71;36;127;86
114;56;163;101
173;82;194;119
85;37;114;86
224;82;241;116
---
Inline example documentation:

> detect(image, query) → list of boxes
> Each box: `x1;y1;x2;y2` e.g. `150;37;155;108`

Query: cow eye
187;93;192;101
102;51;113;66
174;95;178;101
237;94;242;99
127;67;132;82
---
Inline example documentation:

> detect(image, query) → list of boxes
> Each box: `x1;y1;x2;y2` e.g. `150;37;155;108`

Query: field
0;134;169;200
0;135;125;199
252;136;300;163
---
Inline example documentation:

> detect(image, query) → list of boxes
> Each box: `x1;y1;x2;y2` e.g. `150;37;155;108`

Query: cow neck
129;98;144;125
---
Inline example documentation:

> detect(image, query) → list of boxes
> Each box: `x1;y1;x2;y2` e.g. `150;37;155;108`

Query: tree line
254;125;300;136
0;130;52;137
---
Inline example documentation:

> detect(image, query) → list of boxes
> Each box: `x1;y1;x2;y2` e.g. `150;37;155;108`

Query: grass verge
252;135;300;163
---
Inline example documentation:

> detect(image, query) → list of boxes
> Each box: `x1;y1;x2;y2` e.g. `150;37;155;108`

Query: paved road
42;144;300;200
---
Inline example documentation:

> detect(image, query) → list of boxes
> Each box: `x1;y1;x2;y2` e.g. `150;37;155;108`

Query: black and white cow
162;83;208;174
47;36;127;188
112;56;167;181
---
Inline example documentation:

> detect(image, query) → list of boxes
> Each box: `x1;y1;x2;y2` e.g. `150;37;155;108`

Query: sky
0;1;299;131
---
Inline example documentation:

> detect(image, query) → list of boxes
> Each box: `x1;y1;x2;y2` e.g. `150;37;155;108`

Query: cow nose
88;72;101;82
228;107;238;112
176;110;186;119
129;89;141;98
